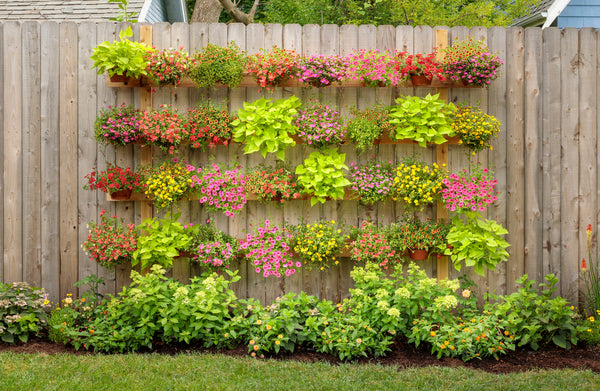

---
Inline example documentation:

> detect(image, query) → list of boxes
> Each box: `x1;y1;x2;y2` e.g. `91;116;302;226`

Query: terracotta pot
109;189;133;200
408;248;429;260
109;73;130;84
410;74;432;86
461;78;470;86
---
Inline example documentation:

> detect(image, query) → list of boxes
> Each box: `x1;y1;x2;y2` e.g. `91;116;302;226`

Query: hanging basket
408;248;429;260
109;189;133;200
410;74;432;86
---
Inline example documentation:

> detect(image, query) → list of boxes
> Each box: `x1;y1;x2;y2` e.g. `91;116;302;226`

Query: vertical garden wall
0;21;596;304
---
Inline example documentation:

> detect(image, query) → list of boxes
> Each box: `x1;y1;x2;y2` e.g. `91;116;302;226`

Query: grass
1;352;599;391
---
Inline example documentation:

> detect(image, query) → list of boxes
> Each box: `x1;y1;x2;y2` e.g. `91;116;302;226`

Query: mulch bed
2;337;599;374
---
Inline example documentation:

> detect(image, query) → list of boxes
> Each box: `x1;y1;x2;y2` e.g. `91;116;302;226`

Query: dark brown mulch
2;337;599;374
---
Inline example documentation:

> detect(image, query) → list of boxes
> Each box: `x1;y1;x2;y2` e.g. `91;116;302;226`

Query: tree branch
217;0;260;24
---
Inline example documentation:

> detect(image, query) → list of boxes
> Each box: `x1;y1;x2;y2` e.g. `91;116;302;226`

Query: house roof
512;0;556;27
0;0;187;22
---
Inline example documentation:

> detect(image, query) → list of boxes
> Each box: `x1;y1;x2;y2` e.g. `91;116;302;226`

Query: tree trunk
190;0;223;23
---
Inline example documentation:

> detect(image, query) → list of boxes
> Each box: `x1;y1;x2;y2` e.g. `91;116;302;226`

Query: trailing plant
82;210;138;268
189;42;247;88
296;55;348;87
132;213;193;270
90;26;152;78
346;105;394;153
387;217;450;254
441;162;498;214
487;274;579;351
232;96;301;161
184;103;235;150
143;160;196;209
244;165;301;203
348;160;395;205
139;105;187;154
441;37;503;86
144;47;190;87
83;163;144;194
246;46;300;89
295;148;351;205
388;94;456;147
239;220;298;278
451;105;501;154
345;50;406;87
444;213;510;276
287;219;347;271
0;282;50;344
185;223;239;270
192;163;247;218
294;102;346;148
94;103;141;145
349;221;396;268
393;157;446;211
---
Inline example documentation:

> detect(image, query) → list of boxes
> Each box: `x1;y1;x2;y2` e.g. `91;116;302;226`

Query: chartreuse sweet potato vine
389;93;456;147
231;96;301;160
295;148;351;206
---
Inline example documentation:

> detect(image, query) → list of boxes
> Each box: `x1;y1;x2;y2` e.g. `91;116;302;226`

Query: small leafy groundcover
45;262;582;362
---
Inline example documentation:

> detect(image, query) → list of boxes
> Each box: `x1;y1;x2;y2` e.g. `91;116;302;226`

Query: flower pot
410;74;432;86
109;189;133;200
408;248;429;260
209;137;230;146
109;73;130;84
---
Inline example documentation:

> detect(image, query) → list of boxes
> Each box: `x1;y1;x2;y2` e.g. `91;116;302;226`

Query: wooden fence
0;21;597;304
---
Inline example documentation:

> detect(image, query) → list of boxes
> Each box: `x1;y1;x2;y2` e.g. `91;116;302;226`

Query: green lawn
1;352;598;391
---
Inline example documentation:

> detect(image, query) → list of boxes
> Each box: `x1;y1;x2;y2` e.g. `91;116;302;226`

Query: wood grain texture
506;27;525;293
22;21;42;287
559;28;580;298
3;22;23;283
59;22;79;298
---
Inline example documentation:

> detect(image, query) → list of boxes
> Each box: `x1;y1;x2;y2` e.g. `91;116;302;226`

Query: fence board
59;22;79;298
578;28;597;292
78;22;99;288
40;21;61;301
3;22;23;283
541;28;562;281
506;27;525;294
487;26;508;296
22;21;42;288
560;28;581;299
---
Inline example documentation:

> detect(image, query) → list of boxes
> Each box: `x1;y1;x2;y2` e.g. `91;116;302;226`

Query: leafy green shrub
295;148;351;205
388;93;456;147
232;96;301;160
488;274;579;351
189;42;247;88
444;213;510;276
0;282;51;344
346;105;394;154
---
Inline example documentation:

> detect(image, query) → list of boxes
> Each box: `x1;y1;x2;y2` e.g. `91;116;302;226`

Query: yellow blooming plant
143;160;196;209
451;105;501;154
393;157;447;211
287;220;347;271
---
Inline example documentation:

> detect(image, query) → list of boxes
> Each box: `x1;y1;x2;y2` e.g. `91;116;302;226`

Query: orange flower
582;258;588;272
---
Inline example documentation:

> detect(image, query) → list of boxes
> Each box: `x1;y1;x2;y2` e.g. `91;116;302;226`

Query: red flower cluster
184;104;235;150
82;210;137;268
247;47;299;89
139;105;187;154
350;221;396;269
144;47;190;87
245;167;301;203
83;163;144;194
397;52;446;81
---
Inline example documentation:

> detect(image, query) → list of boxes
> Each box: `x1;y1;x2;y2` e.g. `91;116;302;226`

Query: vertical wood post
139;25;153;223
435;29;449;281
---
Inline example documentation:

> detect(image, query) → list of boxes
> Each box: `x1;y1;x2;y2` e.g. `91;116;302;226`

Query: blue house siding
557;0;600;27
